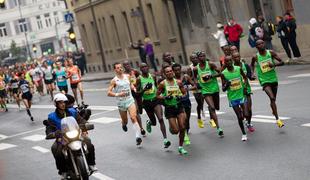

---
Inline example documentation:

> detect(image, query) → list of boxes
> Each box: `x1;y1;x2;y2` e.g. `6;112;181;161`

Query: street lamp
0;0;5;8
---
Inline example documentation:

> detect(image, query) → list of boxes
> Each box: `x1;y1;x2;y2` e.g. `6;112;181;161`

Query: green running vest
256;50;278;86
197;61;219;94
140;73;157;100
222;66;244;101
163;79;182;106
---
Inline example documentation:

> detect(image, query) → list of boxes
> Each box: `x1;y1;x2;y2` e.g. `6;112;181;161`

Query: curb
82;76;113;82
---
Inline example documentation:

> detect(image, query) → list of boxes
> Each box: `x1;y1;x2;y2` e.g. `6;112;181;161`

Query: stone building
70;0;310;72
70;0;184;72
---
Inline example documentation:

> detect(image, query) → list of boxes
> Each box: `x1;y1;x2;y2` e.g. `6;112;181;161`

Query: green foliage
10;40;21;57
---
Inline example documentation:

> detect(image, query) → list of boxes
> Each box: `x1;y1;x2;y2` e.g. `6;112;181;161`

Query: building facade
0;0;75;59
70;0;184;72
175;0;310;59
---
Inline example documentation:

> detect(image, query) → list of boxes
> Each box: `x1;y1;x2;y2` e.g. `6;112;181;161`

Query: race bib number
72;74;79;81
57;76;65;82
119;88;131;101
21;84;29;93
144;86;154;95
167;86;180;97
259;59;273;73
200;72;211;83
230;78;242;91
45;74;53;80
12;82;19;89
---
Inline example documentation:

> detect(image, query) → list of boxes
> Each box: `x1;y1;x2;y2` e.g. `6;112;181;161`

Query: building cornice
74;0;111;13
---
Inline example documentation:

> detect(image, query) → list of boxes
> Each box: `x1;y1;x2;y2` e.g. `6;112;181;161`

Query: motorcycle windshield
61;117;79;133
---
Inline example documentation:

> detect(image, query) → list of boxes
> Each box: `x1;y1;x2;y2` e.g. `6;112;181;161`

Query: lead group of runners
107;40;285;155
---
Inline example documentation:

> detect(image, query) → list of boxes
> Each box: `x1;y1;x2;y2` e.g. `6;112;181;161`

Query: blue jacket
47;108;77;130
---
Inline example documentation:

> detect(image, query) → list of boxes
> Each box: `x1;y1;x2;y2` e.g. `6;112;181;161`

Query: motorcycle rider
45;93;97;179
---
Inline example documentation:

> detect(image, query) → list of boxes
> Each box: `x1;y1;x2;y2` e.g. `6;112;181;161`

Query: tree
10;40;21;57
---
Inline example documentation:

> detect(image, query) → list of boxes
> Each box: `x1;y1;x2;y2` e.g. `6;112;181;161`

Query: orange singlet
67;66;81;84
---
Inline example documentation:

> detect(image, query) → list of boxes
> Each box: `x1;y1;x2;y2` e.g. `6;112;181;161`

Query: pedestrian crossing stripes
22;134;46;142
252;115;291;120
6;104;118;111
0;134;7;140
251;115;291;124
191;111;226;117
92;172;115;180
0;143;16;151
90;117;120;124
301;123;310;127
32;146;50;153
288;73;310;78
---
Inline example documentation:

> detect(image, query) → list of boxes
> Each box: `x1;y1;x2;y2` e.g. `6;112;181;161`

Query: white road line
22;134;46;142
32;146;50;153
0;134;8;140
0;127;45;142
252;115;290;120
92;172;115;180
84;88;108;92
0;143;17;151
301;123;310;127
251;118;276;123
191;111;225;117
6;104;118;111
288;73;310;78
90;117;120;124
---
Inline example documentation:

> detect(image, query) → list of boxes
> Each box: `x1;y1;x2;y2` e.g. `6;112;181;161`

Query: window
163;0;175;36
54;12;59;24
18;18;28;32
146;4;159;39
98;18;107;49
110;15;121;47
81;24;90;52
90;21;99;50
122;12;133;43
101;17;111;49
0;23;8;37
36;16;43;29
44;13;52;27
284;0;294;12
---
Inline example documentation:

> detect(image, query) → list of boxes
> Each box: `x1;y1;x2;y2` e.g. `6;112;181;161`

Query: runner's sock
26;109;32;117
133;122;141;138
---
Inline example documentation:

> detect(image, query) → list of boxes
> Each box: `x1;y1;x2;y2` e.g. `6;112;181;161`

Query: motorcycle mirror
85;123;94;130
43;120;49;126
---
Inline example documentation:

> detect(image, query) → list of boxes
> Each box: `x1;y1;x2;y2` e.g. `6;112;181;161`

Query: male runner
18;73;34;121
107;63;142;146
0;74;8;112
54;61;68;94
42;61;55;101
251;39;285;128
67;58;84;105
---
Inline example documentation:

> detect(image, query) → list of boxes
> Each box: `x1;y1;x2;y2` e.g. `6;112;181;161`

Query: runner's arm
270;50;284;67
209;62;222;78
156;81;165;100
177;80;187;97
184;74;197;90
251;55;257;79
240;68;248;89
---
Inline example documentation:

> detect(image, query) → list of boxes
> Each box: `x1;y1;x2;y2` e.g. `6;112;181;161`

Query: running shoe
209;119;217;128
141;129;146;136
19;106;22;111
30;116;34;121
136;137;142;145
241;134;247;141
164;139;171;148
246;123;255;132
184;133;191;146
5;108;8;112
217;128;224;137
122;124;128;132
276;119;284;128
197;119;204;128
146;120;152;133
178;147;188;155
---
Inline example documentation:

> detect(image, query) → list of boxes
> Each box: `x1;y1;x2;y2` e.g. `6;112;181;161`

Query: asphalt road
0;64;310;180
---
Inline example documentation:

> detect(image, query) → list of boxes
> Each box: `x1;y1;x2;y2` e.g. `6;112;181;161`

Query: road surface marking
22;134;46;142
92;172;115;180
191;111;225;117
90;117;120;124
32;146;50;153
84;88;108;92
301;123;310;127
6;104;118;111
288;73;310;78
0;134;7;140
252;115;290;120
0;127;45;142
0;143;17;151
251;118;276;123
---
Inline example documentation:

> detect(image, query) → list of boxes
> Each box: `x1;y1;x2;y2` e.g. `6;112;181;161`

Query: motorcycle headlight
65;130;79;139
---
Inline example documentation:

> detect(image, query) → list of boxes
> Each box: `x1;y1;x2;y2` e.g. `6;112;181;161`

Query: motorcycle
44;117;94;180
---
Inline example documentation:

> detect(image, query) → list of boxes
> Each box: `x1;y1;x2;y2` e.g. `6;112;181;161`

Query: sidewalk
82;49;310;82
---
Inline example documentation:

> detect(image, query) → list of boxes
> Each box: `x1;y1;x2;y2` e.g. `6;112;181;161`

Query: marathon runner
107;62;142;146
67;58;84;105
0;73;8;112
194;51;224;137
251;39;285;128
221;56;250;141
172;63;196;145
29;63;44;96
18;73;34;121
42;61;55;101
9;72;21;110
156;65;188;155
136;63;171;148
54;61;68;94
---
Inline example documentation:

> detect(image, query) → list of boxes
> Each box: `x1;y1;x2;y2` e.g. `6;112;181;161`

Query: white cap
53;93;68;102
217;23;224;28
249;18;257;25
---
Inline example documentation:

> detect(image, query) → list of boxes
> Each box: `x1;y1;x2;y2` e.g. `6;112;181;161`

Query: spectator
284;12;301;60
276;16;292;62
131;40;147;64
224;18;243;52
144;37;158;72
212;23;228;53
257;15;273;50
248;18;260;47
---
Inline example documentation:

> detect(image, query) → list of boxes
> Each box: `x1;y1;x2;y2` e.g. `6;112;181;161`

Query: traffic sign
64;12;74;23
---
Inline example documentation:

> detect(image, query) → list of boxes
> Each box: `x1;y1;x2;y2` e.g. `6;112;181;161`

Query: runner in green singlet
251;40;285;128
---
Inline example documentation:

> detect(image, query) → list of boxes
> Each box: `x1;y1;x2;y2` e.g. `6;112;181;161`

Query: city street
0;64;310;180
